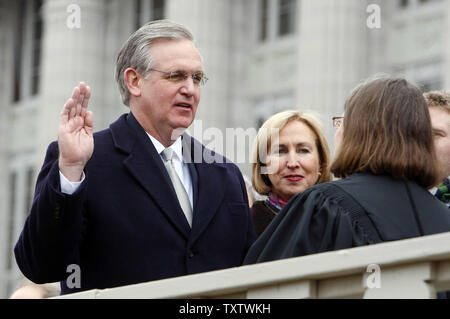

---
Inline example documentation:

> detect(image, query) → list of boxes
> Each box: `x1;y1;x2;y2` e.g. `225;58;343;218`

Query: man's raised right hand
58;82;94;182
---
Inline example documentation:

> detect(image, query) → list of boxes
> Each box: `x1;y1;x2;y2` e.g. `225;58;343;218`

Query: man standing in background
424;91;450;299
424;91;450;208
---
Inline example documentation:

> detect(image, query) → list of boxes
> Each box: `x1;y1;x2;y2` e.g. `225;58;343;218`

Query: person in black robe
244;76;450;266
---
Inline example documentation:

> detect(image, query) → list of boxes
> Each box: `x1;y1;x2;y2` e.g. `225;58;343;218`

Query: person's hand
58;82;94;182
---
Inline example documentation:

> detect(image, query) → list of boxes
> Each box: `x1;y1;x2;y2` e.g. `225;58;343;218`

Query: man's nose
180;77;196;96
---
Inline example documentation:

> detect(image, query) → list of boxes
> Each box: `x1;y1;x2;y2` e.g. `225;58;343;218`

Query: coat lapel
110;113;191;238
184;136;227;244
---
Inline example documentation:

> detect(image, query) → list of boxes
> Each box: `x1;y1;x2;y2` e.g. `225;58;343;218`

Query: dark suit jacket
14;113;256;295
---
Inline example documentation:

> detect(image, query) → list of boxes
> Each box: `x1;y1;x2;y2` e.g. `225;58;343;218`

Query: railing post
318;274;365;298
363;262;436;299
433;260;450;293
246;280;317;299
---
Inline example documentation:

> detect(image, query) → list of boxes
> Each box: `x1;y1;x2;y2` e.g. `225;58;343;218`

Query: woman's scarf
265;192;288;213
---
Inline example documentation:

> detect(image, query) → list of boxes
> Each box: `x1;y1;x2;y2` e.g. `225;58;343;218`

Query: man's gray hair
115;20;194;106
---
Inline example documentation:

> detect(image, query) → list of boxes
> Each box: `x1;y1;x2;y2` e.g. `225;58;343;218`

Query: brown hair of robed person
331;76;441;189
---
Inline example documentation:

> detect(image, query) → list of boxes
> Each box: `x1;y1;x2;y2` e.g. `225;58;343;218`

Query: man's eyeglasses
332;116;344;129
149;69;208;86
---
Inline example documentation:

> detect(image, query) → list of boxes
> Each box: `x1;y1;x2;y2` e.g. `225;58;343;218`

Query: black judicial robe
244;172;450;264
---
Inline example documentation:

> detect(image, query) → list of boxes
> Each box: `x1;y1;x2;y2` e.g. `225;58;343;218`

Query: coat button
188;251;194;259
54;203;61;219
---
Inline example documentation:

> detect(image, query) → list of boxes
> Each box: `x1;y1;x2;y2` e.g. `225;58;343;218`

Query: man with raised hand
14;20;255;295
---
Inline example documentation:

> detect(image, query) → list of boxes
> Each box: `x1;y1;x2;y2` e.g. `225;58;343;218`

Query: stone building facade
0;0;448;298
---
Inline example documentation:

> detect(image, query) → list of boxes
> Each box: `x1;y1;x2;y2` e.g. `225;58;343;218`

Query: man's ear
124;68;142;98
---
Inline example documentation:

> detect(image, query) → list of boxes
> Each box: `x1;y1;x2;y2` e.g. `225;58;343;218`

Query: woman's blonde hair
252;110;332;195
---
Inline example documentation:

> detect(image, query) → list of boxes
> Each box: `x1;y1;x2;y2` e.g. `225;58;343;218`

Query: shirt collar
146;133;183;162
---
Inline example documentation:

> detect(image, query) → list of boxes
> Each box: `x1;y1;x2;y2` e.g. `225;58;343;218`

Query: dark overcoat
15;113;256;294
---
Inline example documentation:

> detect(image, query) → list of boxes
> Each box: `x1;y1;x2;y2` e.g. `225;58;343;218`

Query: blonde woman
250;110;331;236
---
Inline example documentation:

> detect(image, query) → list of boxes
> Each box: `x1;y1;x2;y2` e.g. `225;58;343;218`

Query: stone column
166;0;257;171
101;0;136;126
296;0;368;152
0;0;17;299
37;0;108;157
166;0;233;135
443;0;450;89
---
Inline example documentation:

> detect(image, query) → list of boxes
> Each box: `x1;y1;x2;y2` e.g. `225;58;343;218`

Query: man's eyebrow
433;128;446;134
171;69;204;73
